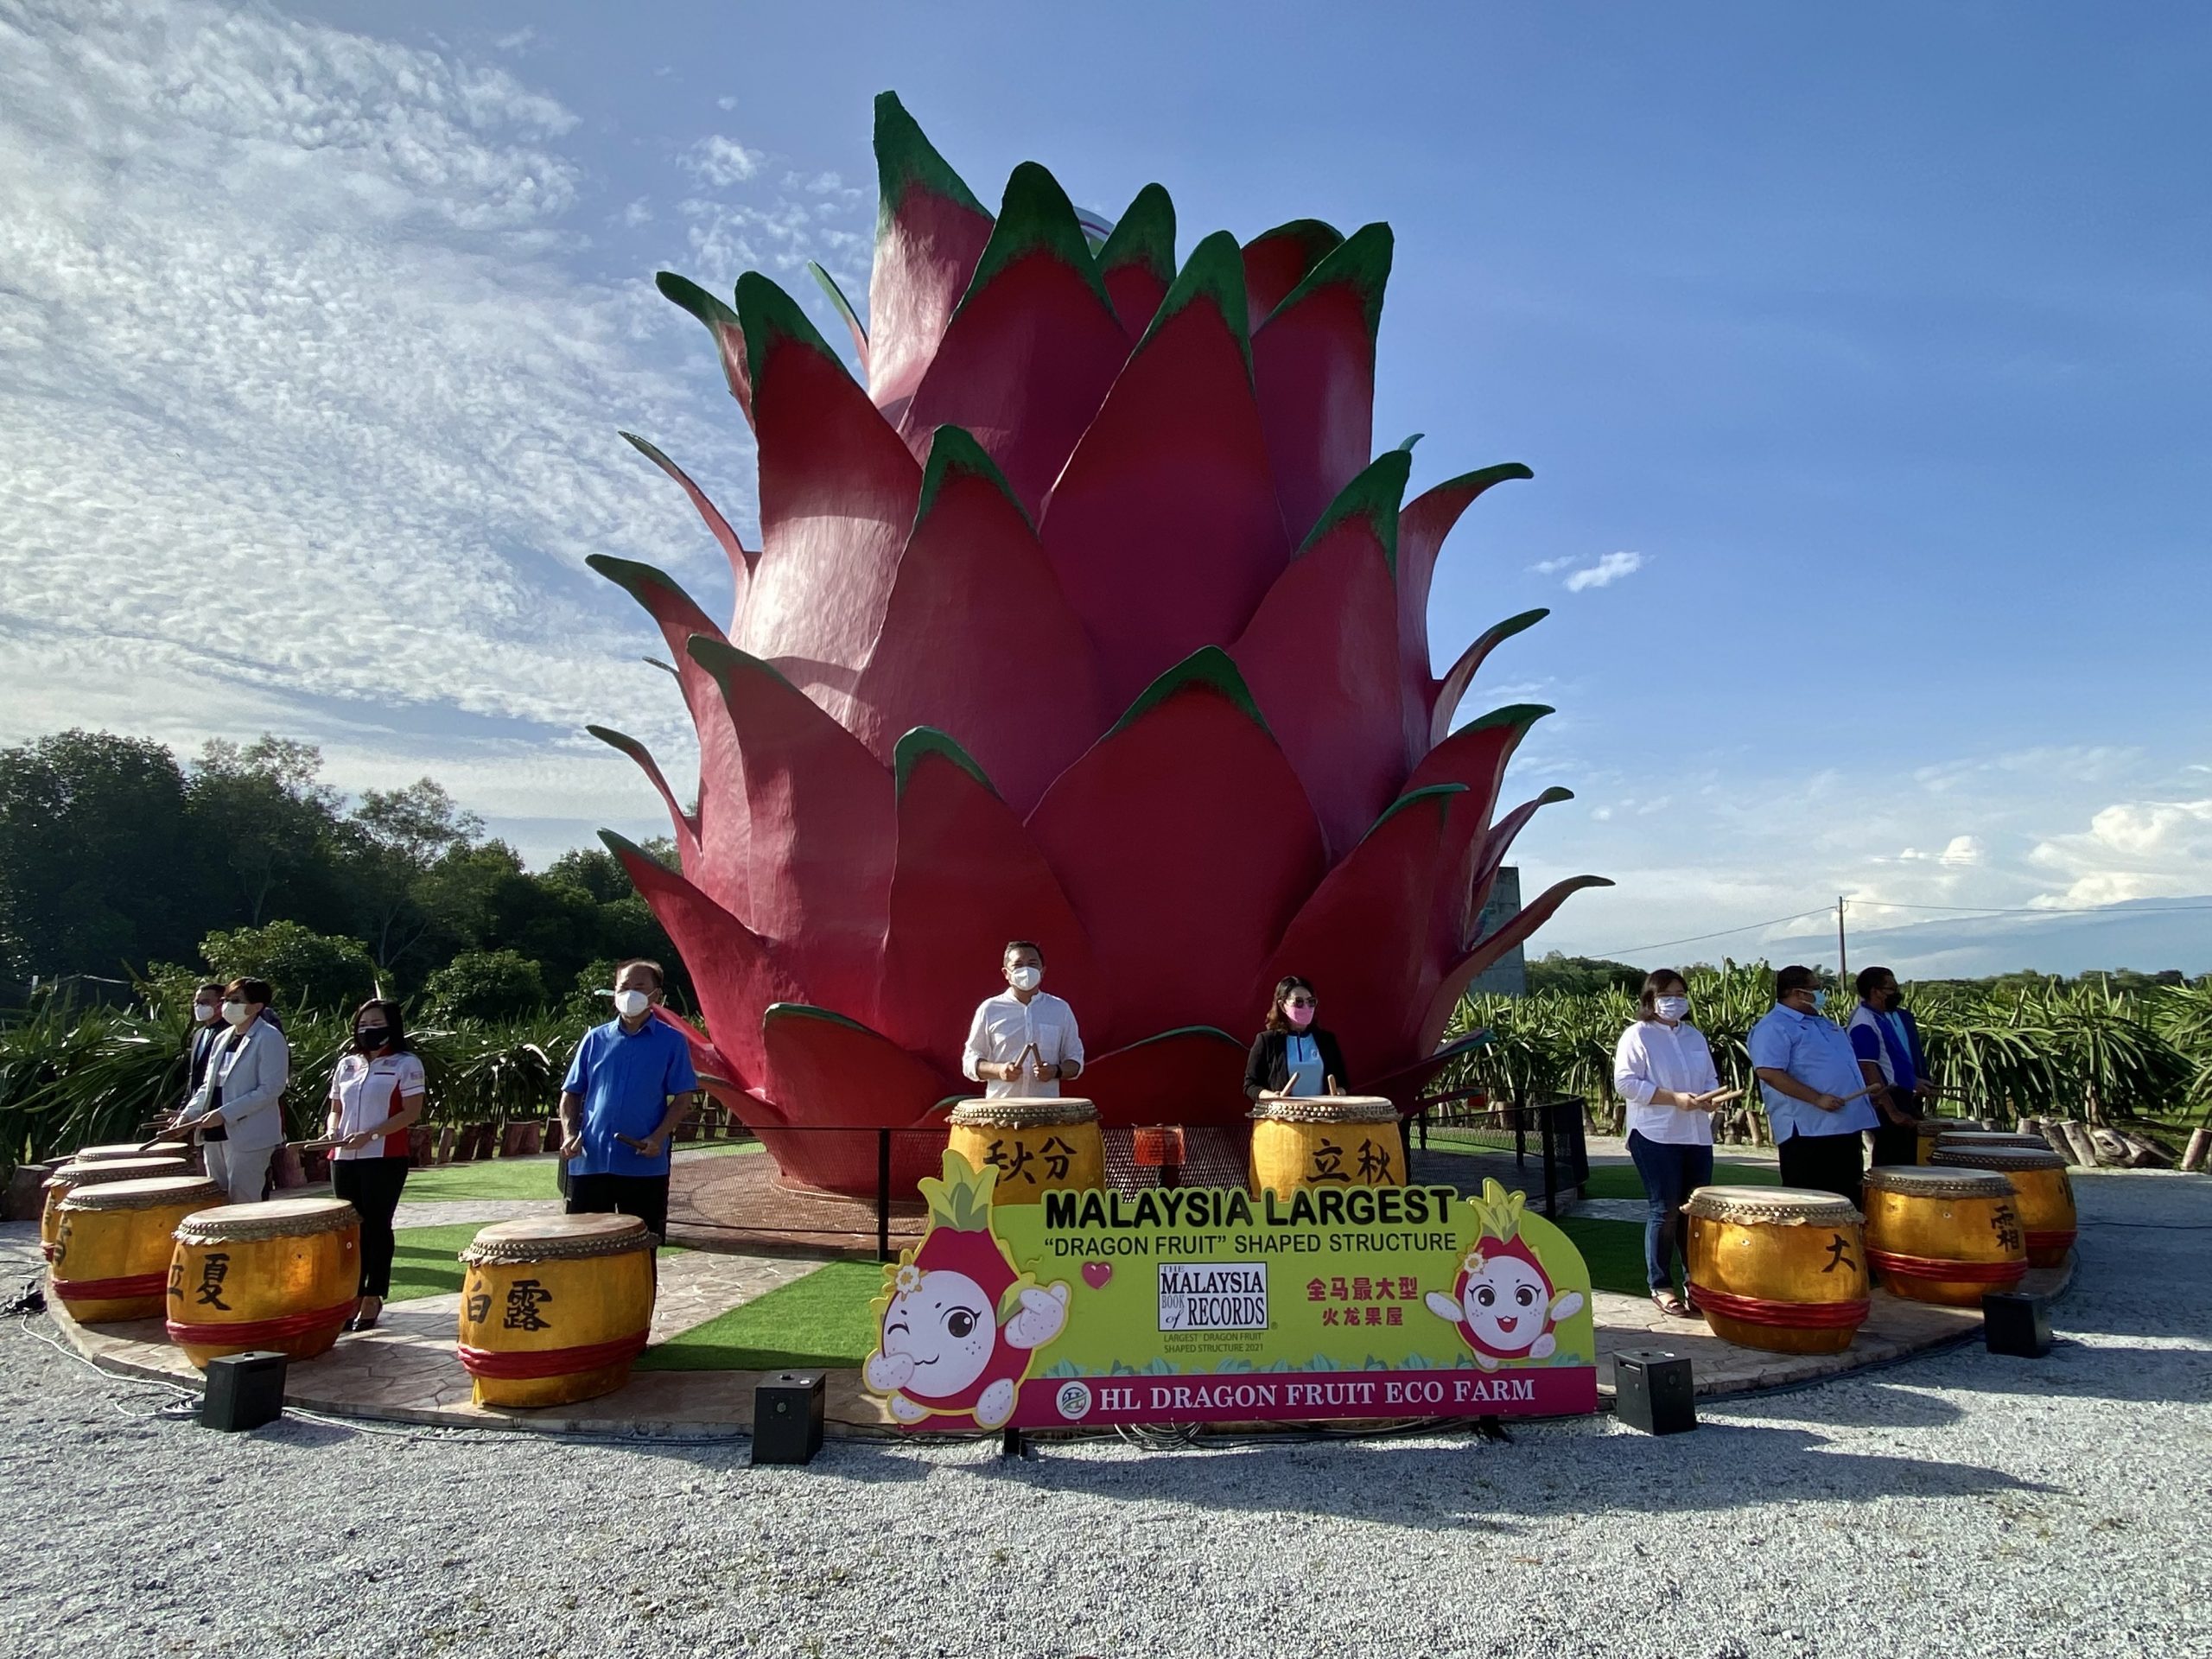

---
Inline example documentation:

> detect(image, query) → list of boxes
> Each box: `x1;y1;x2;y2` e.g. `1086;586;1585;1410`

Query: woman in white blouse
325;998;425;1332
1612;969;1722;1318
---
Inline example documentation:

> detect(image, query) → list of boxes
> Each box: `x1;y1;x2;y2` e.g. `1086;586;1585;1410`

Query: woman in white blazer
178;976;292;1202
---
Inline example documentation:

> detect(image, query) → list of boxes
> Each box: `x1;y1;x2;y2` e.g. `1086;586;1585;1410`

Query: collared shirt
1283;1033;1325;1097
1748;1002;1878;1141
562;1017;699;1179
1847;1005;1918;1091
962;990;1084;1099
329;1052;426;1160
1612;1020;1720;1147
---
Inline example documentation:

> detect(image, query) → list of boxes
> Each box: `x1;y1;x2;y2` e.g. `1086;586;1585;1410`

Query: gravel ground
2;1172;2206;1659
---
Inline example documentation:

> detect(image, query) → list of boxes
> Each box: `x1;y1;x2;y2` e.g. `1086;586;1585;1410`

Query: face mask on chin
1007;964;1043;993
613;988;652;1020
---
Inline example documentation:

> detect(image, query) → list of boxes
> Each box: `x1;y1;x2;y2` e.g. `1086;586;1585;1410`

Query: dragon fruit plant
593;93;1606;1193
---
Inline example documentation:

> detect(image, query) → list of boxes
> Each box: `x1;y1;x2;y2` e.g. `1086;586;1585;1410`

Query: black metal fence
1402;1090;1590;1219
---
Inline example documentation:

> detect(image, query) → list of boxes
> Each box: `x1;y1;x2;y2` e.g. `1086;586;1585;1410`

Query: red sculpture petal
620;431;755;620
850;430;1109;815
1027;648;1324;1044
1096;183;1175;339
586;725;698;871
864;92;995;426
1371;1027;1492;1104
1475;787;1576;918
1402;703;1554;954
1430;608;1549;748
807;260;870;372
759;1003;956;1197
878;728;1107;1066
1230;452;1412;861
901;162;1131;518
1396;463;1531;760
733;271;922;720
688;637;893;1012
1041;233;1291;709
601;831;803;1095
1077;1027;1251;1129
1241;219;1343;327
1250;224;1390;545
1419;875;1615;1046
655;273;753;426
1254;784;1467;1084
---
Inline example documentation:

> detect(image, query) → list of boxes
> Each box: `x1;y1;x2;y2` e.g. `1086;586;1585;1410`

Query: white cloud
2028;799;2212;906
715;95;738;111
1526;556;1573;575
685;133;766;187
1561;550;1645;593
1938;834;1986;867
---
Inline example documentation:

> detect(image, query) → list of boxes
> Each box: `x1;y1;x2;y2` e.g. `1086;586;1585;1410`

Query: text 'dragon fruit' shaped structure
593;93;1608;1194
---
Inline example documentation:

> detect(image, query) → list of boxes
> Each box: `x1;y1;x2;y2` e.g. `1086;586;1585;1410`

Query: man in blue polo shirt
557;958;697;1243
1747;963;1878;1206
1849;964;1938;1167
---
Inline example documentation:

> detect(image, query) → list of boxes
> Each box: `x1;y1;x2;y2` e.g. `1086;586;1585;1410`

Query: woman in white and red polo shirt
326;998;425;1331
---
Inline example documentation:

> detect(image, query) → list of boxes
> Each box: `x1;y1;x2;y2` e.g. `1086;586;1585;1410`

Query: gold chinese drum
1911;1120;1993;1163
166;1198;362;1367
41;1156;188;1261
456;1214;655;1408
1861;1166;2027;1306
1249;1096;1406;1198
1935;1128;2054;1156
1933;1145;2075;1268
51;1174;226;1324
946;1098;1103;1204
73;1141;168;1163
1684;1185;1870;1355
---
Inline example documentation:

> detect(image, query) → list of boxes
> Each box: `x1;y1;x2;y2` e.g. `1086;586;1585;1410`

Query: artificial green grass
1551;1216;1649;1297
397;1141;759;1205
1581;1160;1779;1201
636;1260;882;1372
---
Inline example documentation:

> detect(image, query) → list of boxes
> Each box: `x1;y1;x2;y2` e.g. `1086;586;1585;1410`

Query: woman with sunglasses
325;997;425;1332
1243;976;1349;1100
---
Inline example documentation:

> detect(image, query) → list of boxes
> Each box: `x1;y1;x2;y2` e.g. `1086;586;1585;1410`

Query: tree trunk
2182;1128;2209;1174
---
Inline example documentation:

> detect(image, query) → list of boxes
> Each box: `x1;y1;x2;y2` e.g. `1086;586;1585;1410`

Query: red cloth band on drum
1690;1286;1872;1328
455;1332;649;1380
165;1300;355;1347
2024;1230;2075;1252
1867;1248;2028;1286
52;1272;168;1303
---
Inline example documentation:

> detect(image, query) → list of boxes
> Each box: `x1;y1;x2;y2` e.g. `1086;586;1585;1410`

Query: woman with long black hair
1243;976;1350;1101
326;997;424;1332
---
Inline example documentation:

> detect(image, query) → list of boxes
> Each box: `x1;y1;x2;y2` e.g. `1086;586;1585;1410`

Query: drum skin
51;1176;226;1323
945;1099;1103;1205
1861;1167;2027;1306
1933;1147;2077;1268
166;1198;362;1367
1912;1121;1992;1164
1249;1097;1406;1198
41;1157;188;1260
1685;1186;1871;1356
456;1215;655;1408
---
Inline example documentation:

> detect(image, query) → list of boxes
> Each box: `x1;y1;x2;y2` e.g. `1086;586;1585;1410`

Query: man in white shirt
962;942;1085;1098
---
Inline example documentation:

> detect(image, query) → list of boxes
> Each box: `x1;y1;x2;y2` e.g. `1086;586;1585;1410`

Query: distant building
1466;867;1528;996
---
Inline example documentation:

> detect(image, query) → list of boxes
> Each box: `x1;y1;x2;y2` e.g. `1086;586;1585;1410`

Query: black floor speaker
753;1370;826;1465
201;1351;287;1432
1612;1349;1696;1435
1983;1291;2053;1357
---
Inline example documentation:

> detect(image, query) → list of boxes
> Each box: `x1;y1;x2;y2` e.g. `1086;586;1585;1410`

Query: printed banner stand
863;1154;1598;1432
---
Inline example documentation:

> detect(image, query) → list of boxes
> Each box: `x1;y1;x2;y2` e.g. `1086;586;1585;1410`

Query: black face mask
357;1027;391;1050
1883;993;1904;1013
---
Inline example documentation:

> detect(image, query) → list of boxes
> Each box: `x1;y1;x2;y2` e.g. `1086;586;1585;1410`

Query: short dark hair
225;976;274;1007
196;981;226;999
614;958;664;990
352;997;410;1052
1002;940;1043;962
1855;964;1896;1000
1265;975;1316;1033
1637;969;1688;1021
1775;964;1819;999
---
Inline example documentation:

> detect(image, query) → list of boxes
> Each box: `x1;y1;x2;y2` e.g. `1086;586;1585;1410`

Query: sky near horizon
1;0;2207;973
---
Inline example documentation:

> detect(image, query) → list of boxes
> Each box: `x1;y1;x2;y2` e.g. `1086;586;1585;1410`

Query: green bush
422;949;549;1022
200;919;378;1010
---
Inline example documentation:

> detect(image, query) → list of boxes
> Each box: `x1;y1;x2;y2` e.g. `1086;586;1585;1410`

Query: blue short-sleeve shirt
562;1016;699;1178
1748;1003;1878;1142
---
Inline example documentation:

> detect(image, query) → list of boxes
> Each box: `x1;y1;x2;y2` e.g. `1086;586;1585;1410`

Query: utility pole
1836;896;1849;989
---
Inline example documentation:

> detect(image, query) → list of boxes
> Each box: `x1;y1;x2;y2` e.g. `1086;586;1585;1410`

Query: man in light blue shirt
1747;964;1877;1206
557;959;698;1243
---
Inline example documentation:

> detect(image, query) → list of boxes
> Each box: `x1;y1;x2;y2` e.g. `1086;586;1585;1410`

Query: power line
1586;906;1836;961
1586;897;2212;963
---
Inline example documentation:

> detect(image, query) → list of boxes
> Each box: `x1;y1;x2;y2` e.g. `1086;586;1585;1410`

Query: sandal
1652;1290;1693;1319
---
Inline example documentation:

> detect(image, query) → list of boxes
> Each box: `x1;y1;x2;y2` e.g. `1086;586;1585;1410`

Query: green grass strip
636;1259;880;1373
397;1141;758;1205
1550;1216;1650;1298
1580;1160;1779;1201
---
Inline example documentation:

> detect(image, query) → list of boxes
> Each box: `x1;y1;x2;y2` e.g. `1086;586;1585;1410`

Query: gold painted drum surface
1249;1096;1406;1197
51;1175;226;1323
41;1156;188;1261
946;1098;1104;1202
1684;1185;1870;1355
1933;1146;2076;1268
166;1198;362;1367
456;1215;655;1408
1861;1166;2027;1306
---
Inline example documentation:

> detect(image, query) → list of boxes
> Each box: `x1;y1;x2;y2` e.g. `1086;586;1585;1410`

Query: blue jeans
1626;1131;1714;1293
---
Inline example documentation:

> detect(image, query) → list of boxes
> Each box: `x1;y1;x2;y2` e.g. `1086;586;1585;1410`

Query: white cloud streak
1561;550;1646;592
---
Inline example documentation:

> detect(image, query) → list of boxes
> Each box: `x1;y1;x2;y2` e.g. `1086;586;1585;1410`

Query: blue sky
2;1;2206;973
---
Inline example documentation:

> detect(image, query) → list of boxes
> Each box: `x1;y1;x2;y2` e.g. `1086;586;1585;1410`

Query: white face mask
219;1000;251;1027
1007;963;1043;993
193;1001;218;1024
613;988;652;1020
1655;995;1690;1021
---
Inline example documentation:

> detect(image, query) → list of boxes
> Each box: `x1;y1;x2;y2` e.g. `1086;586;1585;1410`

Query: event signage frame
862;1154;1598;1431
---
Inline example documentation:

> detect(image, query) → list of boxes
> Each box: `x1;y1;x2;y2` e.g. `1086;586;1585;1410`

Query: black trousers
331;1155;410;1298
1870;1109;1923;1171
1777;1130;1866;1211
566;1173;670;1243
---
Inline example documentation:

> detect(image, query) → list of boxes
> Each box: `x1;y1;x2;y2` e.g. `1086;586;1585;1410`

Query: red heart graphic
1081;1262;1113;1290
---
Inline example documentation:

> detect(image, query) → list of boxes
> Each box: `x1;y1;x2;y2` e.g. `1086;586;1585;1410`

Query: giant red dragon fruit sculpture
591;94;1607;1193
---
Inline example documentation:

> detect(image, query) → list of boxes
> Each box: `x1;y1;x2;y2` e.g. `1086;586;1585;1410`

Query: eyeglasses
1283;998;1316;1009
